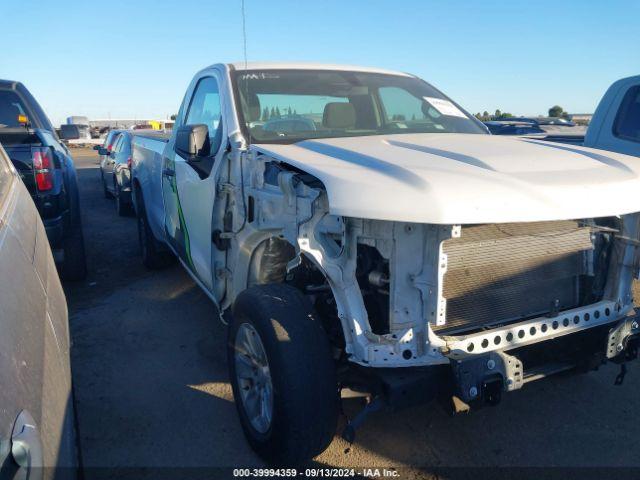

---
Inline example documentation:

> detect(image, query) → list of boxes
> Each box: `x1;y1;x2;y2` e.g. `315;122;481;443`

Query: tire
115;182;131;217
136;194;171;269
60;224;87;281
101;170;111;199
228;284;339;465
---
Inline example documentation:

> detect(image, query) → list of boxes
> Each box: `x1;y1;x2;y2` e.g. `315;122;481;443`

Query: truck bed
131;134;168;242
0;128;46;194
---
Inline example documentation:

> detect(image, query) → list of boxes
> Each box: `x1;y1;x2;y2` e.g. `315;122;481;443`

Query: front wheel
228;284;339;465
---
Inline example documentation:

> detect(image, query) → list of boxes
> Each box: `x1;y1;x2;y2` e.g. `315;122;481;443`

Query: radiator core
436;221;594;333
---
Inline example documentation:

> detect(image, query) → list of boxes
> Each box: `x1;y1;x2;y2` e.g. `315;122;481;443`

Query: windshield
234;69;486;143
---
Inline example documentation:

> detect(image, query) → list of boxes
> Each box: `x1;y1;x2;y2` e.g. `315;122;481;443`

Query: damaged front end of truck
219;141;640;440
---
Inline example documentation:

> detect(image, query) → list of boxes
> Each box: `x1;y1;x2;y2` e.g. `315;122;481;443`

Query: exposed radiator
436;221;594;333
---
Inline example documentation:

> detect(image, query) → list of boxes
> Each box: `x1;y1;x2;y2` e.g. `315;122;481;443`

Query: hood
252;133;640;224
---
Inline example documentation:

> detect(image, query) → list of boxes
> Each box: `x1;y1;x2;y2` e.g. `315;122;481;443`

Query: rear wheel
101;170;111;199
228;284;339;465
115;182;131;217
136;193;171;269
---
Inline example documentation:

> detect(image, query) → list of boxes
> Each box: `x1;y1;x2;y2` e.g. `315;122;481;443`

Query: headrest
322;102;355;129
244;92;261;122
0;103;20;126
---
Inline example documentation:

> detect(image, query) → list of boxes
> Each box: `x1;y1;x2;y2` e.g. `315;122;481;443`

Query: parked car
98;131;134;215
94;128;124;165
538;117;576;127
132;62;640;464
484;120;546;135
584;75;640;156
0;143;78;478
263;116;316;133
0;79;87;280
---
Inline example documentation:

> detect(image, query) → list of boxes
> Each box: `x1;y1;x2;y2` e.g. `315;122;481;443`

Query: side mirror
93;145;101;151
59;125;81;140
174;124;210;160
98;147;109;156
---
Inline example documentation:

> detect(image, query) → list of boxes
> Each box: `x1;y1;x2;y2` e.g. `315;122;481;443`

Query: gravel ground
64;148;640;479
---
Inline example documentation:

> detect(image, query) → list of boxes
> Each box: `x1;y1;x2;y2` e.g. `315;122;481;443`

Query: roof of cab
225;62;414;77
0;79;20;90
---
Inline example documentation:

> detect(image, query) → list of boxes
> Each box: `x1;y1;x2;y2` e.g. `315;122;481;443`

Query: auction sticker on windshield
423;96;467;118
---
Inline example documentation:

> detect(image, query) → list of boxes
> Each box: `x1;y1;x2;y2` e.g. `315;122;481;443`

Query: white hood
252;133;640;224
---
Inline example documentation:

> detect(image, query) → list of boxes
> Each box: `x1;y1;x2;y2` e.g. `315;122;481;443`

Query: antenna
240;0;251;146
235;0;250;236
241;0;248;71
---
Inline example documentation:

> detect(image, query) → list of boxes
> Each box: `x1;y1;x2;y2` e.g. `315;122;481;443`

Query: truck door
161;75;225;291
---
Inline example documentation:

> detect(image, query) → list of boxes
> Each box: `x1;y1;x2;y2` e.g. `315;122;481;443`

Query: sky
1;0;638;126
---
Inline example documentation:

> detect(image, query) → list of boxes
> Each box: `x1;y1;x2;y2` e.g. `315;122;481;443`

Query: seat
322;102;356;129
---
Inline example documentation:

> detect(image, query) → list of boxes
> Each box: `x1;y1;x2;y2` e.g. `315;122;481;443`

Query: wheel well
246;236;346;351
247;237;295;286
132;178;143;214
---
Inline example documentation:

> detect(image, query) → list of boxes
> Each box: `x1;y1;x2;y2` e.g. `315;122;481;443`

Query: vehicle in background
94;128;125;165
504;117;577;127
538;117;576;127
0;79;87;280
263;116;316;133
536;76;639;151
584;75;640;157
98;131;134;215
132;63;640;464
484;120;546;136
66;115;89;126
64;116;91;142
0;143;78;478
60;124;88;142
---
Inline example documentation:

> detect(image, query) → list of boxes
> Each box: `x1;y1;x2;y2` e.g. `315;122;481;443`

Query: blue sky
1;0;638;126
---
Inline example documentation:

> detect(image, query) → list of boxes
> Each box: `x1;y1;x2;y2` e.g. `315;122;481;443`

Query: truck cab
584;75;640;156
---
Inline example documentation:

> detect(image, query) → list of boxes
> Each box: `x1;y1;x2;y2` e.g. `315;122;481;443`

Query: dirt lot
65;148;640;478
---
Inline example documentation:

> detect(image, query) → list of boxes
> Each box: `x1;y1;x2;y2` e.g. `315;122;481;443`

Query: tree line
474;105;571;122
261;106;298;122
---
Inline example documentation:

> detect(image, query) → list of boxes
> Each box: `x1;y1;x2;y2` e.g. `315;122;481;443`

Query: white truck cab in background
585;75;640;156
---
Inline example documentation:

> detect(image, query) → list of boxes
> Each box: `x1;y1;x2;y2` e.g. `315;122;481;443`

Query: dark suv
0;80;86;280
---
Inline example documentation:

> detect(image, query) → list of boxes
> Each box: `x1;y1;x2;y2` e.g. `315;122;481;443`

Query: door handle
163;168;175;177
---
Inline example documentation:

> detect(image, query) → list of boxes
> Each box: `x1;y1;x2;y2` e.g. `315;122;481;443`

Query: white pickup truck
585;75;640;156
132;62;640;464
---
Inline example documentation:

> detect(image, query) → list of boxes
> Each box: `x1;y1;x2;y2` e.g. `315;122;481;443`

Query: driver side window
185;77;223;155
